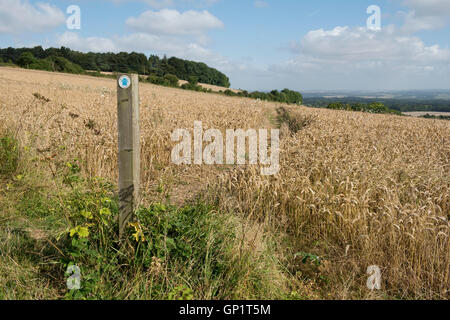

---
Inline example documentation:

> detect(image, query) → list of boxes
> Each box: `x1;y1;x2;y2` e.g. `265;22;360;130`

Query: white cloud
270;25;450;90
336;28;443;62
126;9;223;35
141;0;174;9
57;31;178;54
253;1;268;9
55;31;228;65
56;32;117;53
55;7;228;74
107;0;220;9
265;1;450;90
292;25;450;63
0;0;65;34
403;0;450;16
400;0;450;32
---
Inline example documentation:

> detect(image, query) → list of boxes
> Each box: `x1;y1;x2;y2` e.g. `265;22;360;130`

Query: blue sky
1;0;449;91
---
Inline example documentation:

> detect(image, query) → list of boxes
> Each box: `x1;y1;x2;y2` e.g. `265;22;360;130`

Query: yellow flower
129;222;146;242
100;207;111;216
69;226;90;238
81;210;93;220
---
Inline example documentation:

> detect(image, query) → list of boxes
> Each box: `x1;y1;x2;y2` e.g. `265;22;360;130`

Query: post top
118;75;131;89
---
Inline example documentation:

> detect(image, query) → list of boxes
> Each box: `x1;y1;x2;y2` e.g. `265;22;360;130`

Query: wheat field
0;67;448;299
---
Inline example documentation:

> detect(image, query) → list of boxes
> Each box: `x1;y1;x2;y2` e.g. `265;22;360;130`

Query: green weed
0;134;19;176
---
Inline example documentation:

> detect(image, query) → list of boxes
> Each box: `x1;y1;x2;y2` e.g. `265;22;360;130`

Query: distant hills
0;46;230;88
303;90;450;100
303;90;450;113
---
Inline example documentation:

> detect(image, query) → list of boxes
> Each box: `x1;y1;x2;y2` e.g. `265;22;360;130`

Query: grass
276;106;317;135
0;134;289;299
0;134;19;176
0;67;449;300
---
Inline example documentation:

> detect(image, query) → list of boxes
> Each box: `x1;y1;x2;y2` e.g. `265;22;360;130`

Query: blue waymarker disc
118;75;131;89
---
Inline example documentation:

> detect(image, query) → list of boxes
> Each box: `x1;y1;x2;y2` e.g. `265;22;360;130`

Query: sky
0;0;449;91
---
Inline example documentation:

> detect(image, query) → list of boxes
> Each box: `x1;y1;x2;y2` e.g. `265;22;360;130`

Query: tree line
304;97;450;113
1;46;304;106
0;46;230;87
221;88;303;105
326;102;401;114
146;75;303;105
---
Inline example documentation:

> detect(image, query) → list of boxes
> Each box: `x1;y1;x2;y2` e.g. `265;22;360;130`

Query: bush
0;134;19;175
147;74;160;84
145;67;304;107
224;89;236;96
188;76;198;85
181;83;202;91
148;74;179;88
326;101;397;115
163;74;179;87
367;102;389;114
17;52;38;68
49;56;84;74
281;89;303;104
29;58;53;71
16;52;85;74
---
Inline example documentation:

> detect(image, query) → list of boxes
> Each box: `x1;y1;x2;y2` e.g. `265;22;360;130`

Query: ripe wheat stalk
1;67;448;299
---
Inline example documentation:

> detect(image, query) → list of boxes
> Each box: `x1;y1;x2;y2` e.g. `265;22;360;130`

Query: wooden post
117;74;140;238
